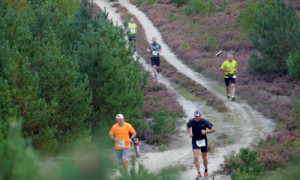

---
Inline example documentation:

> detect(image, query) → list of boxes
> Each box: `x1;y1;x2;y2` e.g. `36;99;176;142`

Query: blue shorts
224;77;236;86
151;57;160;67
192;139;208;153
115;148;130;162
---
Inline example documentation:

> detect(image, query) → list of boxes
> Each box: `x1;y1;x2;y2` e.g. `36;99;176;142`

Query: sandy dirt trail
94;0;275;179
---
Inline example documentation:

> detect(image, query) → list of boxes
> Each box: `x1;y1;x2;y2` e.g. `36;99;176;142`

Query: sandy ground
94;0;275;179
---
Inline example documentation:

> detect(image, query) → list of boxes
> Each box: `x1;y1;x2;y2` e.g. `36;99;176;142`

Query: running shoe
231;97;235;101
157;68;160;73
154;74;157;79
227;94;230;101
196;173;203;180
204;172;208;178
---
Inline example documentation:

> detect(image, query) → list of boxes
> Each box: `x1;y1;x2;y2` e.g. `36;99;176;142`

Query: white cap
194;110;202;116
116;114;124;119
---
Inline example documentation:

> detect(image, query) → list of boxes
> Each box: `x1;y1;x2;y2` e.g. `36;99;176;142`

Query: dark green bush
150;110;177;135
287;46;300;81
229;148;264;180
172;0;187;8
248;0;300;75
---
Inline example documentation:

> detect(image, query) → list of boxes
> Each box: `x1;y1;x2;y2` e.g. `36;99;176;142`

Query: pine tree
287;46;300;81
0;121;41;180
248;0;300;75
74;2;144;130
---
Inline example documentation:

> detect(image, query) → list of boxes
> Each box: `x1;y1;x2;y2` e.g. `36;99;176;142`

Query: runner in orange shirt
109;114;136;169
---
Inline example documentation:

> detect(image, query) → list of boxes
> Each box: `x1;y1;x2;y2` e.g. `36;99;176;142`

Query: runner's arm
158;47;162;54
186;126;193;138
206;126;215;134
131;132;137;139
109;134;119;142
220;68;231;72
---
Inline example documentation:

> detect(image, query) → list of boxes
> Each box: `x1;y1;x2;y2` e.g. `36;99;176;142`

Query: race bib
152;51;158;56
130;28;135;33
196;140;206;147
117;141;125;147
233;75;237;78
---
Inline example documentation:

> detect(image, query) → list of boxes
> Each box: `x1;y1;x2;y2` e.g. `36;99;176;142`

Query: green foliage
160;144;168;152
238;0;271;33
136;0;144;7
229;148;264;180
289;99;300;125
202;28;218;51
146;0;157;6
287;46;300;80
248;0;300;75
49;0;80;17
3;0;28;12
119;156;180;180
238;0;258;33
185;0;226;16
181;40;191;49
150;110;177;135
75;9;144;130
172;0;187;8
0;121;41;180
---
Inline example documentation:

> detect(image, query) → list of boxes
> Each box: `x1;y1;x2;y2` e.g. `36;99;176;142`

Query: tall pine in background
248;0;300;75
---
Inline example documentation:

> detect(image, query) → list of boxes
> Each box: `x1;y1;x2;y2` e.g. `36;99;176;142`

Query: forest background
0;0;300;179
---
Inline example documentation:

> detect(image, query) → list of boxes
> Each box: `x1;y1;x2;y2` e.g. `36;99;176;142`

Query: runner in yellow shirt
127;18;137;42
220;54;237;101
109;114;136;169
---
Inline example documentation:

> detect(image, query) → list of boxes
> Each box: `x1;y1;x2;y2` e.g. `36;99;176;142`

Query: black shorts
192;139;208;153
129;34;136;42
151;57;160;67
224;77;236;86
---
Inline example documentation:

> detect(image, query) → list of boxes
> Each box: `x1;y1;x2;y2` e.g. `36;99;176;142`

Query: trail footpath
95;0;275;179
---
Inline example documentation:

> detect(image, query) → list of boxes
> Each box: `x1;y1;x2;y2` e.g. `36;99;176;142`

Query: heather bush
287;46;300;81
256;132;300;170
142;78;184;118
266;155;300;180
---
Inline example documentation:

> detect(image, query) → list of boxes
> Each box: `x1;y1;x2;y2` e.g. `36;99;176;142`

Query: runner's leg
193;149;201;173
202;152;208;170
122;148;130;169
231;79;235;97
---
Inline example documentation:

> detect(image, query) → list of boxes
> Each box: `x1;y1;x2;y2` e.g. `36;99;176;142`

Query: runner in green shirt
220;54;237;101
127;18;137;42
147;37;162;79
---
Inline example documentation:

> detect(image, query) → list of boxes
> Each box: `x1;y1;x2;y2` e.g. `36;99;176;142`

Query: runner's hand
189;133;193;138
201;130;207;135
115;138;119;142
127;138;133;143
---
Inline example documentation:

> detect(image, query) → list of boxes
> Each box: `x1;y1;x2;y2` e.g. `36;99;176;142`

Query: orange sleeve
109;125;115;136
127;124;136;134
